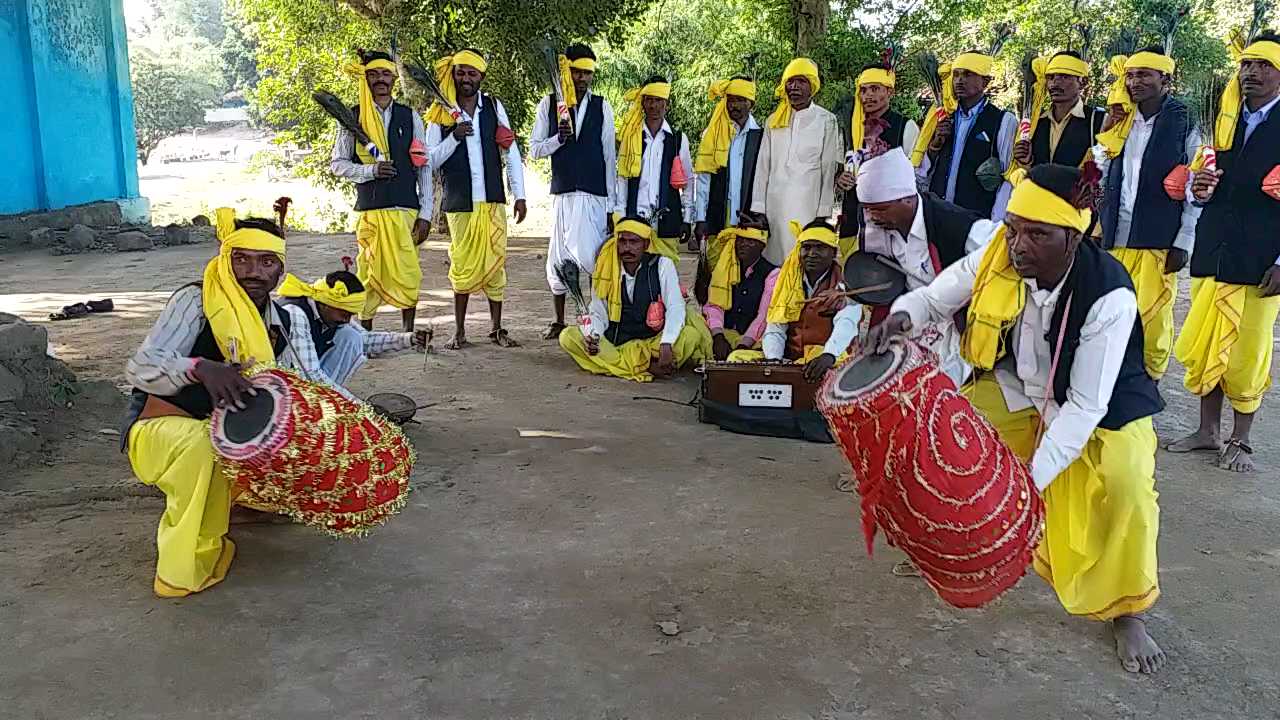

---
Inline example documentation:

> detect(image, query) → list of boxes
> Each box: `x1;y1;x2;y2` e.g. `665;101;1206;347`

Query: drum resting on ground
209;366;414;537
817;338;1045;608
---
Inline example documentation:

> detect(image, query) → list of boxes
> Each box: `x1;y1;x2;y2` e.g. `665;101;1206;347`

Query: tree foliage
129;44;223;163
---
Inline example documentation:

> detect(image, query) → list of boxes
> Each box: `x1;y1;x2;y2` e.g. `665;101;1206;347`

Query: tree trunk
790;0;829;55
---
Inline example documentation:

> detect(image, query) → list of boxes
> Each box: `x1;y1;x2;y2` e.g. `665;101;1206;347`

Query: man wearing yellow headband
613;75;694;260
329;49;433;334
920;51;1017;220
1172;32;1280;473
122;211;353;598
693;75;763;252
700;225;778;360
529;43;617;340
558;216;710;382
868;164;1167;675
278;268;431;387
1011;51;1107;170
425;47;528;349
834;62;919;241
1096;45;1202;382
749;58;842;266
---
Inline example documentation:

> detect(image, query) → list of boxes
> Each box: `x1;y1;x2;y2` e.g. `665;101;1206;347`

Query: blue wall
0;0;140;215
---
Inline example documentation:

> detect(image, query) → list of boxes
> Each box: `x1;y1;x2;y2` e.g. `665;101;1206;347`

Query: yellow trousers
355;208;421;320
127;417;236;598
727;345;832;364
560;310;710;382
964;373;1160;620
1175;277;1280;414
447;202;507;301
714;328;762;351
1110;248;1175;379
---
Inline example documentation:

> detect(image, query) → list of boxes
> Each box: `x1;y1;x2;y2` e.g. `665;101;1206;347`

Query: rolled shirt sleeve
822;302;862;357
330;127;377;183
125;285;204;396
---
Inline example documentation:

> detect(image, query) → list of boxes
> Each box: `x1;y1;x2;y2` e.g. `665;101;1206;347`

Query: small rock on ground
113;231;153;252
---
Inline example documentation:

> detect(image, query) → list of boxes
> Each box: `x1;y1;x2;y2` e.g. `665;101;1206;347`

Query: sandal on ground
1217;438;1254;469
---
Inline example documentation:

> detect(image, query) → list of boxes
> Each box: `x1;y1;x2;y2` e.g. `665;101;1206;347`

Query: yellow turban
909;63;957;167
767;221;839;324
341;57;398;164
1211;40;1280;152
425;50;489;125
850;68;895;152
203;208;286;365
767;58;821;129
618;82;672;178
707;226;768;309
593;219;655;322
1124;51;1176;75
1046;54;1090;77
1095;55;1137;157
694;78;757;174
952;52;995;78
556;55;597;110
277;273;367;315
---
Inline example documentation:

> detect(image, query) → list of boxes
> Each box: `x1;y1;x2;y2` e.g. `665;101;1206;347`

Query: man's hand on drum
195;358;256;411
804;353;837;383
862;311;913;354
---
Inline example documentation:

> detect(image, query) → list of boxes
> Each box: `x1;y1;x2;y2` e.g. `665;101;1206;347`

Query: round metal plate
843;251;906;306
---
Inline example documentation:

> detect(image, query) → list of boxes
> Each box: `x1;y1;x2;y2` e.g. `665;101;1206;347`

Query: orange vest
785;264;846;360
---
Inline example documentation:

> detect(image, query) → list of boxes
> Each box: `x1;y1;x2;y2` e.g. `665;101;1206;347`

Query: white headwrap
856;147;917;204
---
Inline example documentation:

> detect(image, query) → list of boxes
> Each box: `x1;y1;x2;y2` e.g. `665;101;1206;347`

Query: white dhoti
546;191;610;295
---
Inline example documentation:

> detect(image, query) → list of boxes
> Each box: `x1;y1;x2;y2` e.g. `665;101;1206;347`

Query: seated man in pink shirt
702;225;779;360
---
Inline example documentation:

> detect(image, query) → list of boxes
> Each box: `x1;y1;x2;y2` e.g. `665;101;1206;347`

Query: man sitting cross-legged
701;225;779;360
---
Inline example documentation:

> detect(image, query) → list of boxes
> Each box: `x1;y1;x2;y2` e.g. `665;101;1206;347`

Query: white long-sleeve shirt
425;94;526;208
694;115;761;225
614;121;695;224
761;270;863;360
916;100;1017;220
328;101;433;217
890;245;1138;491
585;255;686;346
528;91;618;207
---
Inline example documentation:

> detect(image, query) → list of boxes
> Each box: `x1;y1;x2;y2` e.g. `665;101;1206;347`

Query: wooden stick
803;281;894;303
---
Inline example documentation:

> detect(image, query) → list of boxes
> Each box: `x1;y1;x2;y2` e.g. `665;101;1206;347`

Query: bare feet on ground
490;329;521;348
1218;440;1256;473
1165;430;1220;454
445;334;470;350
542;322;566;340
1113;616;1166;674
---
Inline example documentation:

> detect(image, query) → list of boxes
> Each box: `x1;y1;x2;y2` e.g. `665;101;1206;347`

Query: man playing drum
865;164;1167;674
122;209;354;598
701;225;779;360
728;219;861;384
559;216;711;382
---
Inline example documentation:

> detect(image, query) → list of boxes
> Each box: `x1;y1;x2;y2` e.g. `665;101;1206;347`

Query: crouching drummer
864;164;1167;674
120;208;352;599
559;216;711;382
728;219;861;384
276;269;431;387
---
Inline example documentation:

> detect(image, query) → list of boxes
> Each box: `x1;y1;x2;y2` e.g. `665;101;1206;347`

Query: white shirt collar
1024;262;1073;305
738;115;761;132
643;120;673;140
907;197;927;241
1243;94;1280;122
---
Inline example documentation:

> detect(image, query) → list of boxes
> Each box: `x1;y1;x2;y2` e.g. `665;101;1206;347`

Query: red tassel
341;255;354;271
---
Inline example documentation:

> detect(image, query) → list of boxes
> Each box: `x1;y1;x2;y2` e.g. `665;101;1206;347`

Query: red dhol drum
210;366;413;537
817;338;1045;608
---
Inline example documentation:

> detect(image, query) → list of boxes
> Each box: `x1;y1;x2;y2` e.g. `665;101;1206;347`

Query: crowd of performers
119;28;1280;676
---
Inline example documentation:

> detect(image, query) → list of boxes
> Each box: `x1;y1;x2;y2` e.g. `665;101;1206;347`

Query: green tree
129;46;224;164
220;0;261;94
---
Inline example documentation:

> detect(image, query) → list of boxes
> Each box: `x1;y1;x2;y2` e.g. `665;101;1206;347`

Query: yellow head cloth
1005;56;1049;181
342;58;399;164
695;78;757;174
556;55;597;109
952;52;995;78
1046;54;1090;77
618;82;673;178
961;174;1090;370
767;221;839;324
1124;51;1176;75
708;226;768;309
767;58;821;129
910;63;957;167
425;50;489;126
277;273;367;315
1210;40;1280;152
1095;55;1137;157
593;219;655;322
851;68;896;151
202;208;286;365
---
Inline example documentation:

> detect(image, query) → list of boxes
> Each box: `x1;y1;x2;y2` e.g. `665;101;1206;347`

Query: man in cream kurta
750;58;842;266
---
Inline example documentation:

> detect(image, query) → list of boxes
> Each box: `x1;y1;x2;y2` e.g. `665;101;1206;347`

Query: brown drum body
817;339;1044;608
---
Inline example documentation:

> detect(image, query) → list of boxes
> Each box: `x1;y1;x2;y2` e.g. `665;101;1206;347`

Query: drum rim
210;372;293;459
824;341;907;401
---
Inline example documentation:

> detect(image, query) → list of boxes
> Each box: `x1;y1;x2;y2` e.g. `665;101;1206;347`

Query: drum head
223;390;277;444
210;372;292;461
843;252;906;306
837;349;899;394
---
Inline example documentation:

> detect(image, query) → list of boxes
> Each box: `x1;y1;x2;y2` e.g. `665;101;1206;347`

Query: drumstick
803;281;895;303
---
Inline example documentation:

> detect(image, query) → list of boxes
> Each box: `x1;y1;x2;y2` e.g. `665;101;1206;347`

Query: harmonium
696;361;832;443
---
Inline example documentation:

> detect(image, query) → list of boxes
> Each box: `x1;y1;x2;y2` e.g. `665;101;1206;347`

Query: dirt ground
2;226;1279;719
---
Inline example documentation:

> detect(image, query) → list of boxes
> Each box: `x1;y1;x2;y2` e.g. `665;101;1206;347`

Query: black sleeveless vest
439;94;507;213
626;128;685;238
929;101;1006;216
723;257;778;334
840;110;909;239
919;193;982;268
279;297;339;358
351;102;419;211
547;93;608;197
705;125;763;236
1030;104;1106;168
605;254;662;345
1101;96;1190;251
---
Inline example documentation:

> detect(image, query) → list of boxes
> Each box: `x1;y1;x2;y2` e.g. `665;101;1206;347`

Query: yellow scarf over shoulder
342;58;397;164
277;274;367;314
909;64;956;167
203;208;287;364
695;78;757;173
594;219;655;322
425;50;489;126
767;221;838;324
1210;39;1280;153
557;55;596;110
1095;52;1175;157
708;226;768;309
618;82;672;178
767;58;821;129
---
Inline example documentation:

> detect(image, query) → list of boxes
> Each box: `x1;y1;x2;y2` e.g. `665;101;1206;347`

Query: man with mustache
529;43;616;339
700;225;778;360
1172;32;1280;473
329;49;433;333
614;76;694;263
425;49;528;349
867;164;1166;675
749;59;843;266
1094;46;1202;382
693;75;763;259
1011;51;1107;170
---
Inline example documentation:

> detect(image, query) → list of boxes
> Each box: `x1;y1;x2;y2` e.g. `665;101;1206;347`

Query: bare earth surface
2;230;1279;719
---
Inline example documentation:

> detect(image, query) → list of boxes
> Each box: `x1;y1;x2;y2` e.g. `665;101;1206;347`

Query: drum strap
1034;292;1073;444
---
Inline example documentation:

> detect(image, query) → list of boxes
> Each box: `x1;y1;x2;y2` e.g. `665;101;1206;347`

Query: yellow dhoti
446;202;507;301
355;208;421;320
1175;278;1280;415
560;309;711;382
127;417;236;598
1110;248;1175;379
964;373;1160;620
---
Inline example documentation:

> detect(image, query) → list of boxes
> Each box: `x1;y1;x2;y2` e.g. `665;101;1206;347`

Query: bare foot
1113;616;1166;674
230;506;291;525
1218;440;1256;473
1165;430;1220;454
445;334;470;350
